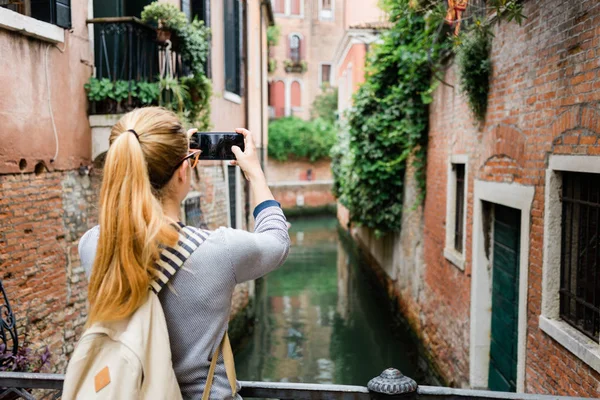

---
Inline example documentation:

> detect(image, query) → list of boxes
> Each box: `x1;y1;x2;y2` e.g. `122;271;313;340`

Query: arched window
291;81;301;109
270;80;286;118
289;34;302;63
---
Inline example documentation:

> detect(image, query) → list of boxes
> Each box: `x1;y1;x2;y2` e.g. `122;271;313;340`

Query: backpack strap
150;225;208;294
202;333;237;400
150;224;238;398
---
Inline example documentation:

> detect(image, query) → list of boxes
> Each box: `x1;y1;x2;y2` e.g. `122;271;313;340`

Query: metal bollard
367;368;418;399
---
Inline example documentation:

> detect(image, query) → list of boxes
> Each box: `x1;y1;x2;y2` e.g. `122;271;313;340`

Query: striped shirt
78;204;290;399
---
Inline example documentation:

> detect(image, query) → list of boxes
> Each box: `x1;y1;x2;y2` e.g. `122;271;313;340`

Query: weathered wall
342;0;600;396
270;182;335;209
412;0;600;395
0;171;99;371
0;2;93;174
267;157;332;182
267;157;334;209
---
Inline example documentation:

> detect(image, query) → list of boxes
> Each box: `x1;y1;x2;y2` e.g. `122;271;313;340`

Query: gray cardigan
78;206;290;399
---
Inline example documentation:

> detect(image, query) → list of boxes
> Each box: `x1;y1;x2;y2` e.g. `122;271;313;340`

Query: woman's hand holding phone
230;128;275;209
230;128;262;181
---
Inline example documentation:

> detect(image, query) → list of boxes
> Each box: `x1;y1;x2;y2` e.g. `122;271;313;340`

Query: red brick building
341;0;600;396
0;0;273;371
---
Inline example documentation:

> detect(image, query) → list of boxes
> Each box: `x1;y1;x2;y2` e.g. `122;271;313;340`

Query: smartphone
190;132;245;160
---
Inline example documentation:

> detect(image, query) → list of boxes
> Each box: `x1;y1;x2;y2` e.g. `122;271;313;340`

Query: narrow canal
235;216;437;387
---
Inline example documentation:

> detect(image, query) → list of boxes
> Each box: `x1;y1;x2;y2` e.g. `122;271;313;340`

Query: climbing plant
332;0;450;236
331;0;526;236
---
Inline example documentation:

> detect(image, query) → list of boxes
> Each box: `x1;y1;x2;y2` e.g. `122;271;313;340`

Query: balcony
284;59;307;73
85;17;186;160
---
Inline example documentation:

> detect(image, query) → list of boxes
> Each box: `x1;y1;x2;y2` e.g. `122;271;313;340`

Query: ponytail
87;107;187;324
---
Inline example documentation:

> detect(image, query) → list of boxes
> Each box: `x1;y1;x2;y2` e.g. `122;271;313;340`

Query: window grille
560;172;600;341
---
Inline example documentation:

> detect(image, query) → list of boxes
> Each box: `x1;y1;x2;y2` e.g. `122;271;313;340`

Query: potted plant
141;2;187;44
0;341;51;400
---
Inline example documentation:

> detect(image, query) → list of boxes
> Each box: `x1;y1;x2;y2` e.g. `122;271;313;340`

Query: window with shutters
1;0;71;28
444;157;468;270
224;0;241;96
320;63;331;86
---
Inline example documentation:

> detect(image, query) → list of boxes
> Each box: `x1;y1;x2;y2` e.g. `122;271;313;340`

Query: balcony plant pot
156;28;172;44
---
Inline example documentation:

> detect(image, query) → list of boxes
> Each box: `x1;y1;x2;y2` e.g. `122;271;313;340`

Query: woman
78;107;290;399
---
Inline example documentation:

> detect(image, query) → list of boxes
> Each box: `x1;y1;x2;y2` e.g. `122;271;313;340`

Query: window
224;0;241;95
320;63;331;86
1;0;71;28
319;0;333;20
454;164;465;253
291;80;301;111
290;0;300;15
270;80;285;118
273;0;302;17
560;172;600;341
444;157;468;269
289;34;301;63
273;0;284;14
540;155;600;375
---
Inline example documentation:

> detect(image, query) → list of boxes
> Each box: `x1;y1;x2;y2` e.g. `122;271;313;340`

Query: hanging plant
455;22;493;122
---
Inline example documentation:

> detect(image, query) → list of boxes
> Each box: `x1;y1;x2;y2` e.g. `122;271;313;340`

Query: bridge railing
0;368;589;400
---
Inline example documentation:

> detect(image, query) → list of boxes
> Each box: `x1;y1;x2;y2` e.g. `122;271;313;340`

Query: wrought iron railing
0;368;593;400
86;17;188;114
0;280;18;361
88;17;160;83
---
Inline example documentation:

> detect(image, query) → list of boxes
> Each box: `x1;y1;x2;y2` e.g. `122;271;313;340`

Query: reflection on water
235;217;436;386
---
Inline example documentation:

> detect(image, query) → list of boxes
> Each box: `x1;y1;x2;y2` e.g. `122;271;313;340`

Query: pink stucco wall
0;3;93;174
344;0;386;28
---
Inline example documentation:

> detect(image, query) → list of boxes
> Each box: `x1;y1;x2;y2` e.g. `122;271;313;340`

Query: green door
489;205;520;392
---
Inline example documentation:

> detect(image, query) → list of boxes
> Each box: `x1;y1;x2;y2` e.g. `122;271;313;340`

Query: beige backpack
63;225;237;399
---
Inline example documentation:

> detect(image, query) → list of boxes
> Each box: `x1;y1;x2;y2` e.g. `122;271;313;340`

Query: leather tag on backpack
94;366;111;393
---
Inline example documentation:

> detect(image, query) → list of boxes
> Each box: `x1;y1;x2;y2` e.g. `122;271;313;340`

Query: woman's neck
162;197;182;223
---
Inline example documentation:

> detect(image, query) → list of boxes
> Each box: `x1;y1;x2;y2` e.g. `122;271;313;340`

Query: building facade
0;0;272;370
337;0;600;397
266;0;384;211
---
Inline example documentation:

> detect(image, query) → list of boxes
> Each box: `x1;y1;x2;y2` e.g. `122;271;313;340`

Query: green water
235;217;437;387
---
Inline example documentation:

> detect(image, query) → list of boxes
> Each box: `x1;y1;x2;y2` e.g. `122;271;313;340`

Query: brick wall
344;0;600;396
0;163;248;372
420;0;600;395
0;170;99;372
270;182;336;209
266;157;332;182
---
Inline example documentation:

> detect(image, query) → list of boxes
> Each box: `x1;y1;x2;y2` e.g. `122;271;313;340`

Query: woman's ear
178;160;188;182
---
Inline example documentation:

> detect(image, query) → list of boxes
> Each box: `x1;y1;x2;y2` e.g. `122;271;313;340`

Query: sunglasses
176;150;201;170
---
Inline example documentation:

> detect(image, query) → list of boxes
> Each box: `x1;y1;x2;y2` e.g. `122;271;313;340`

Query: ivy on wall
331;0;525;236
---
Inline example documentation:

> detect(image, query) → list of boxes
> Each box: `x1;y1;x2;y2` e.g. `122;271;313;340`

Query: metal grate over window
560;172;600;342
454;164;465;254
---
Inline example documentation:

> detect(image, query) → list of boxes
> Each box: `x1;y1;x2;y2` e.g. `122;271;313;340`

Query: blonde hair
87;107;188;324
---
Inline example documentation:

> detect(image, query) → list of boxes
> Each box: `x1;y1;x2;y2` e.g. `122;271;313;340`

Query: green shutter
55;0;71;29
488;205;520;393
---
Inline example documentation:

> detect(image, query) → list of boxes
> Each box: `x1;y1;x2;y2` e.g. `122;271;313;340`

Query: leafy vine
331;0;525;236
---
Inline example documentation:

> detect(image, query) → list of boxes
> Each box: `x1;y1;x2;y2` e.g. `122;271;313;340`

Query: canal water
235;217;437;387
